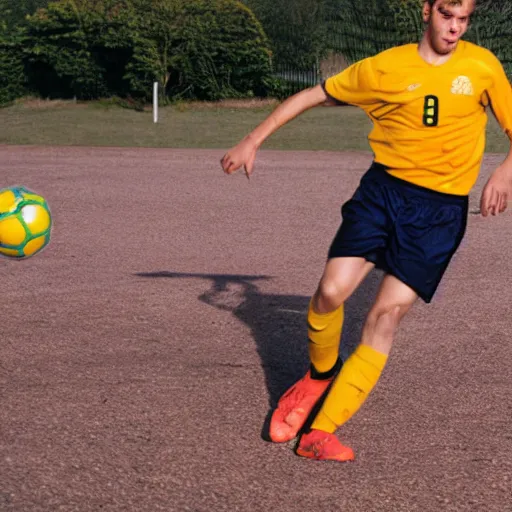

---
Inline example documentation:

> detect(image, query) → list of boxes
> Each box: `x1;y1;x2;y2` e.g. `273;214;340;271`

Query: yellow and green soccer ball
0;186;52;259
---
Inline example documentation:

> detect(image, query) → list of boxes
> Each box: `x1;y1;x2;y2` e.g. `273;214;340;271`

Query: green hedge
1;0;510;104
0;34;26;104
28;0;144;100
325;0;512;75
466;2;512;77
136;0;274;101
1;0;273;103
248;0;512;79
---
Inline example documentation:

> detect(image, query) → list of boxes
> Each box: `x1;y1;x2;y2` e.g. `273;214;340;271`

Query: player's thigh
314;256;375;311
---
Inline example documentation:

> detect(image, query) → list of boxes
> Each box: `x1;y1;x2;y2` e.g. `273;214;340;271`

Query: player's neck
418;35;458;66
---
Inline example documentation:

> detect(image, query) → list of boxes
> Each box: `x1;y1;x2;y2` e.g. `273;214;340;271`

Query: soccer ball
0;186;52;259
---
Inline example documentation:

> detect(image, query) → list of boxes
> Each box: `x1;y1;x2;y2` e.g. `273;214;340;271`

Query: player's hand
220;136;257;180
480;166;512;217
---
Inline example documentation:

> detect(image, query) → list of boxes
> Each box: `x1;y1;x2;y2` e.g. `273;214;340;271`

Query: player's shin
310;344;388;432
307;299;344;377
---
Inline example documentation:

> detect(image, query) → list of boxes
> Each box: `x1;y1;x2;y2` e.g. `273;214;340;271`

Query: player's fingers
499;191;508;213
222;157;240;175
245;152;256;177
220;153;230;171
485;187;498;216
480;187;490;217
491;188;500;216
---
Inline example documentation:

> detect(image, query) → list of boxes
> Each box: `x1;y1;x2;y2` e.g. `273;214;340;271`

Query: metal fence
273;63;322;96
270;1;512;96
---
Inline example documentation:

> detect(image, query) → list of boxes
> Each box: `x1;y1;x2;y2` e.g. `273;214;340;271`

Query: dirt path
1;145;511;512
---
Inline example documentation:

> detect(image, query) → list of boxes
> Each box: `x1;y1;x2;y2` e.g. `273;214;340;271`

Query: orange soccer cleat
269;371;333;443
296;429;355;462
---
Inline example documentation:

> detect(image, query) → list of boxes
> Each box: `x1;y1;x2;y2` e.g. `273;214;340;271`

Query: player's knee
367;304;403;328
365;305;404;345
315;279;349;312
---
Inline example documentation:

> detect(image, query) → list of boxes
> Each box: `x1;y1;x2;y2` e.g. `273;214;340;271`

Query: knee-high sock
311;344;388;433
307;300;343;374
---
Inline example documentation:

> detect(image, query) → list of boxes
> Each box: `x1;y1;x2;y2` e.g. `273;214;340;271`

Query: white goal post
153;82;158;123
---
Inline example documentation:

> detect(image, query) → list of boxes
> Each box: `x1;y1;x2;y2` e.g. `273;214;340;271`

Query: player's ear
422;1;432;23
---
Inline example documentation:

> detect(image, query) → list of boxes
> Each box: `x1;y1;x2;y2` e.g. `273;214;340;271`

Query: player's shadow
135;270;382;438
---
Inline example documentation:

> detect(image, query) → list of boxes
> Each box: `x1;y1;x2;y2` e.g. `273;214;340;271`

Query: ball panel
21;204;51;236
21;191;46;205
0;189;17;215
23;235;47;257
0;247;21;258
0;215;27;246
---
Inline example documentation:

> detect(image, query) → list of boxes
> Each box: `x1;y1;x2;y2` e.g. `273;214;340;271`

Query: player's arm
221;56;377;179
220;84;333;178
480;56;512;217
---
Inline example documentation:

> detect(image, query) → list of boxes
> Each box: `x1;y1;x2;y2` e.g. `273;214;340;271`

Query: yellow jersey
323;41;512;195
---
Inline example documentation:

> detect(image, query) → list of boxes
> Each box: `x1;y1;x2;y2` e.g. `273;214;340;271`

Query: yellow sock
307;300;343;374
311;344;388;433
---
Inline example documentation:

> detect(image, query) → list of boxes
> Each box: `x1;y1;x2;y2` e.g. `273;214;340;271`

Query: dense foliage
247;0;512;75
153;0;273;100
466;1;512;75
0;31;26;104
0;0;511;104
0;0;50;29
1;0;273;103
245;0;326;70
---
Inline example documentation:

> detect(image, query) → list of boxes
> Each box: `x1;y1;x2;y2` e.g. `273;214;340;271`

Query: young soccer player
220;0;512;462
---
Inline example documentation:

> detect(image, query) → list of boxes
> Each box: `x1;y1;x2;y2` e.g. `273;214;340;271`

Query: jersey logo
451;76;474;96
407;83;422;92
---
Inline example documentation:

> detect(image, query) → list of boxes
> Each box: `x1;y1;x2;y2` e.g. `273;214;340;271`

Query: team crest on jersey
451;76;474;96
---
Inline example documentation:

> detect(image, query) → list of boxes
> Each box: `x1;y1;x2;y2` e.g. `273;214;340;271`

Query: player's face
423;0;474;55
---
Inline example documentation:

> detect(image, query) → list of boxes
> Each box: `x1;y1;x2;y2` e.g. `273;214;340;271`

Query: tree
24;0;137;99
128;0;274;100
0;0;50;29
164;0;272;100
245;0;327;70
21;0;273;102
466;0;512;77
0;29;26;103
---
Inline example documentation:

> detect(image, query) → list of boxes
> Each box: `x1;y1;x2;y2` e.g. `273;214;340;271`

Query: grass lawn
0;98;509;153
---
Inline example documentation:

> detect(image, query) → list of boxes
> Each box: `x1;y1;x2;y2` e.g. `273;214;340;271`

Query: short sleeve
485;53;512;139
322;57;380;107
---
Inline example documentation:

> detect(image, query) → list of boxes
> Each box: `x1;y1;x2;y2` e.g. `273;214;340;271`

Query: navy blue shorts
328;163;469;303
